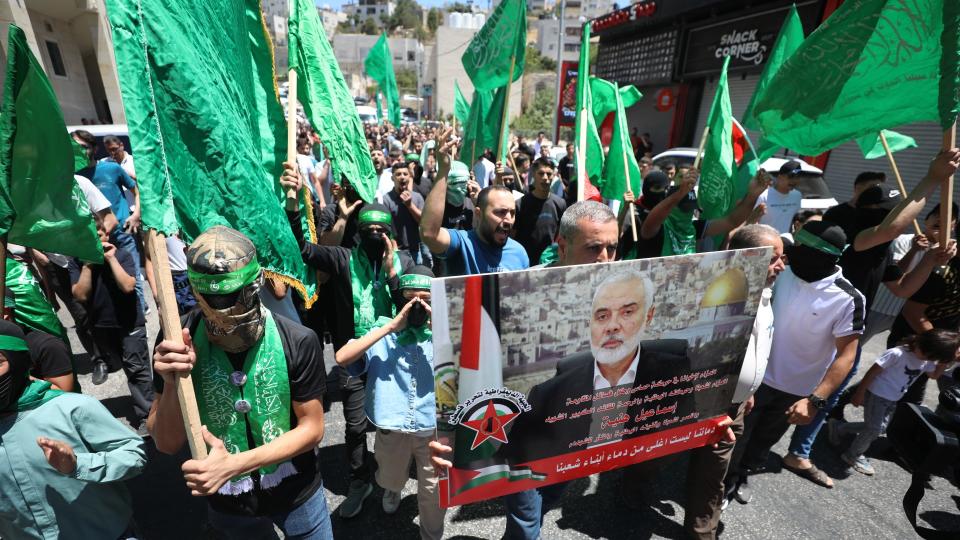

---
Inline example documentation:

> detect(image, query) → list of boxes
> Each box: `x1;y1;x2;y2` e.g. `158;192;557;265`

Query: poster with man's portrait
432;249;770;507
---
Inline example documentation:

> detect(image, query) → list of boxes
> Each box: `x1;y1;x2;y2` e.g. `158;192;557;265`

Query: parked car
400;107;418;124
651;147;838;210
354;96;368;106
356;105;377;124
65;124;130;161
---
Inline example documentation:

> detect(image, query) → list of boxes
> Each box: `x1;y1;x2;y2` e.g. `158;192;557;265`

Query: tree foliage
361;18;379;35
395;68;417;93
447;2;472;13
511;87;555;135
427;7;441;33
389;0;422;30
524;45;557;73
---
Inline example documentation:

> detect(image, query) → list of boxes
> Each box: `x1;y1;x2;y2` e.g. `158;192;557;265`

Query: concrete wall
29;9;98;124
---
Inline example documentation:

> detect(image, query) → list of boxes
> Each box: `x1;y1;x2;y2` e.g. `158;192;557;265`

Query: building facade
343;0;396;24
0;0;125;125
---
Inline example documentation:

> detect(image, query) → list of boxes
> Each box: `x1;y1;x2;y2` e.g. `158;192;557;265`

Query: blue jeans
207;484;333;540
111;230;146;311
788;344;862;459
504;482;568;540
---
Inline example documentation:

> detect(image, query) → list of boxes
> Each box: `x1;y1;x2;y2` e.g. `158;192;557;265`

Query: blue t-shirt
79;162;136;226
444;229;529;276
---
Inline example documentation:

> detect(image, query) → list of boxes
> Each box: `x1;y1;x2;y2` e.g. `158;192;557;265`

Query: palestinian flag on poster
446;274;546;499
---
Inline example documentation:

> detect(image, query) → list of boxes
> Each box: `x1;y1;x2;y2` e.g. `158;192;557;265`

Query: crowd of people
1;117;959;540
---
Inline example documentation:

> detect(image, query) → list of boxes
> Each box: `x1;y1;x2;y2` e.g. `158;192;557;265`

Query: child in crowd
828;329;959;475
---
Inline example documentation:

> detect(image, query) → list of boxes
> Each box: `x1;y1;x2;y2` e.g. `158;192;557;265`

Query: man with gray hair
532;200;620;268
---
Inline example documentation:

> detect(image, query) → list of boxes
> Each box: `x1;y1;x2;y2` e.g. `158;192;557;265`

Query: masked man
150;226;331;540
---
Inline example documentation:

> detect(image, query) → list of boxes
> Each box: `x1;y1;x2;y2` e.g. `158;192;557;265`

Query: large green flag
461;87;506;166
589;77;642;126
289;0;377;204
105;0;315;304
461;0;526;92
742;3;804;160
573;24;604;188
364;33;401;127
856;129;917;159
598;82;642;201
699;57;736;223
454;81;471;127
0;24;101;263
752;0;960;156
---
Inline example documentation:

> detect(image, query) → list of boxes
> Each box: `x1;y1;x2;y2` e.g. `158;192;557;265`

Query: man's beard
479;220;511;247
591;331;642;366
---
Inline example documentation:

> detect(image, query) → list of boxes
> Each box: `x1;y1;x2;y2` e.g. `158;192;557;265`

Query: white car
356;105;378;124
651;147;838;210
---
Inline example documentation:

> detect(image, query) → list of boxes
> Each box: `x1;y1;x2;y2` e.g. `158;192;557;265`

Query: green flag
0;24;101;263
573;24;604;188
742;4;804;160
461;0;526;92
856;129;918;159
699;56;745;227
752;0;960;156
454;81;471;127
598;82;642;201
289;0;377;204
365;33;401;127
105;0;315;305
461;87;506;167
589;77;642;125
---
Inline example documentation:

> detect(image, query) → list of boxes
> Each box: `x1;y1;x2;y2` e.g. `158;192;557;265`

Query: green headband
359;209;392;226
400;273;432;290
188;259;262;295
0;335;29;352
794;229;844;257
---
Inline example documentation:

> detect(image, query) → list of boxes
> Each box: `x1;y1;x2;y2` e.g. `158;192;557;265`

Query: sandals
782;457;834;488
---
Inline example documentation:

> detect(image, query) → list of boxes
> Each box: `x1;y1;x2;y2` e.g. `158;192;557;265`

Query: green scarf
349;250;400;337
11;379;63;412
192;311;295;495
375;315;431;346
6;257;66;340
661;209;697;256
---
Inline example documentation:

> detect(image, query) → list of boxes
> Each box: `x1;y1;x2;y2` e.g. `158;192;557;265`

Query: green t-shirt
6;257;65;339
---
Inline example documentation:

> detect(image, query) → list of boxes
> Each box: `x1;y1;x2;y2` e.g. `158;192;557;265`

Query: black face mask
407;302;429;327
360;229;385;261
666;186;698;213
789;245;838;283
0;350;30;412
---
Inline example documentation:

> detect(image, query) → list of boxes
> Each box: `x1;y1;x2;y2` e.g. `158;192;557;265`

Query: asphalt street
66;296;960;539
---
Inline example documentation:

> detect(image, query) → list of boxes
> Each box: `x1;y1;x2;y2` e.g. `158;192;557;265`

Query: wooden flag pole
943;123;956;248
506;151;523;190
692;126;710;170
496;54;517;163
622;150;638;242
878;131;923;236
286;70;299;200
145;230;207;459
576;107;587;202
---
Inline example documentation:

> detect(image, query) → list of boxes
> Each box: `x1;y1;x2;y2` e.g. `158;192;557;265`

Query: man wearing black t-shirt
317;178;364;248
515;158;567;264
150;226;331;539
69;226;152;427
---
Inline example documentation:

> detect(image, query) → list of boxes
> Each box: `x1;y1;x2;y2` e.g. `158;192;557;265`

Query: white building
262;0;289;73
527;0;554;12
317;5;347;37
343;0;395;24
0;0;125;124
535;17;582;62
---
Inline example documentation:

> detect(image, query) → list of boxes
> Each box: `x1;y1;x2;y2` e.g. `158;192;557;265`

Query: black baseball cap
778;160;804;177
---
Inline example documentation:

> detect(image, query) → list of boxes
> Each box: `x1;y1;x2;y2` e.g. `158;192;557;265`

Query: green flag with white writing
105;0;315;304
0;24;101;262
290;0;377;204
365;33;401;127
752;0;960;155
461;0;526;92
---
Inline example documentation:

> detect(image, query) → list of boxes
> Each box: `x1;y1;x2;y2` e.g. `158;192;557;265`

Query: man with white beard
497;269;691;465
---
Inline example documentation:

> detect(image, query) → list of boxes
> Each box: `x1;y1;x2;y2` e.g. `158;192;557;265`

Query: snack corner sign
714;28;765;64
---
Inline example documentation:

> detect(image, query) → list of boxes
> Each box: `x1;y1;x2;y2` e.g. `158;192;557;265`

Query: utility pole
552;0;566;142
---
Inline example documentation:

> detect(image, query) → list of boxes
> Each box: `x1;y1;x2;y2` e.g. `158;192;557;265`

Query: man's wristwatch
807;394;828;410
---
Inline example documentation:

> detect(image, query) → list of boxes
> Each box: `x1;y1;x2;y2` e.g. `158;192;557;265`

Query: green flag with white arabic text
105;0;315;304
461;0;526;92
0;24;101;263
752;0;960;156
290;0;377;204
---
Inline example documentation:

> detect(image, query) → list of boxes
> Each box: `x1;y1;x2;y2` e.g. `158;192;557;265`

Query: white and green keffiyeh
192;311;296;495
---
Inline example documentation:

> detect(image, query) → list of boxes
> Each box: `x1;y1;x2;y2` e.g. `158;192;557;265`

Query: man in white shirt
472;150;496;190
754;160;803;234
684;224;784;539
726;221;864;498
371;148;394;202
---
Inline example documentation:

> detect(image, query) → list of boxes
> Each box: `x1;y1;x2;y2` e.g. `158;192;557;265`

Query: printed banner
555;61;578;140
433;249;770;507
